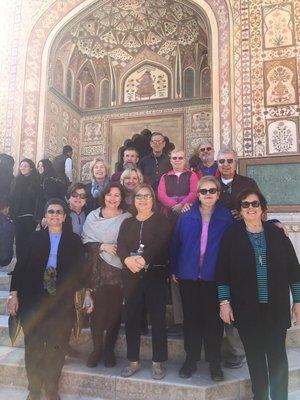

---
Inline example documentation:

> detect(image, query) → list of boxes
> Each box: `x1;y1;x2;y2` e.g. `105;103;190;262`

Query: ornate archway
19;0;233;166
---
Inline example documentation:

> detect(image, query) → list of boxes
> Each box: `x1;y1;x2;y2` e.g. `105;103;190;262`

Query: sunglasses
71;193;87;200
151;140;164;144
241;200;261;209
198;188;218;195
47;209;65;215
218;158;235;164
171;156;184;160
200;147;212;152
135;194;152;200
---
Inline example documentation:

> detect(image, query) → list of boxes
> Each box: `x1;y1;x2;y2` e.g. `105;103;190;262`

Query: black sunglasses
47;209;65;215
241;200;261;209
218;158;234;164
171;156;184;160
198;188;218;195
71;192;87;200
200;147;212;152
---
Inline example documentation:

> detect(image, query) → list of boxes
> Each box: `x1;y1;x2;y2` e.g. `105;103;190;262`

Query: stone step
0;345;300;400
0;273;11;292
0;314;184;362
0;384;103;400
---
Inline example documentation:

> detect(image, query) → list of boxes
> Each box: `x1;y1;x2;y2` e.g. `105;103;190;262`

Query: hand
220;303;234;324
83;292;94;314
231;209;242;220
172;274;179;284
100;243;117;256
274;222;289;237
181;203;192;213
7;293;19;316
172;204;183;214
124;256;145;273
292;303;300;325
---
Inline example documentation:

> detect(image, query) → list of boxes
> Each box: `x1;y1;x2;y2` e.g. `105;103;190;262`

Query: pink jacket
158;169;199;208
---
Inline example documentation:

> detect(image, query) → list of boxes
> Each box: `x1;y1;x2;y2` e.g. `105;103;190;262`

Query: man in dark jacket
111;147;140;182
138;132;172;192
217;148;259;214
52;145;73;187
0;195;14;267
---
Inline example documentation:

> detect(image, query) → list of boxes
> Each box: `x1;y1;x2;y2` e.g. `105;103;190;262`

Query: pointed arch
183;67;195;98
100;79;110;108
66;68;74;99
84;83;96;109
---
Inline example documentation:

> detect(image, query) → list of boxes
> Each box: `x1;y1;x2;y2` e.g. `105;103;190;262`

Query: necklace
248;231;265;267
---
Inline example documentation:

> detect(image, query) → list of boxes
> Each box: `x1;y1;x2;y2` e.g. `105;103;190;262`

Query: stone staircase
0;271;300;399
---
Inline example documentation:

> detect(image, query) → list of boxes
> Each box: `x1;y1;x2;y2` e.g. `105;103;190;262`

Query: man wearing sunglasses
217;148;259;215
189;140;220;179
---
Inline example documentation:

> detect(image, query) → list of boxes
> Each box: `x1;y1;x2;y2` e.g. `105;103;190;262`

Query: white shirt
65;157;73;182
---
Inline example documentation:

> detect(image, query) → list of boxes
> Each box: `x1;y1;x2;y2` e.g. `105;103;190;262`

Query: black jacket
10;228;86;318
138;153;172;192
216;221;300;329
0;213;14;267
218;173;259;210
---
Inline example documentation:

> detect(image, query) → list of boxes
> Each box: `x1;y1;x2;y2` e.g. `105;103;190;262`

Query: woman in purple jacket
171;175;233;381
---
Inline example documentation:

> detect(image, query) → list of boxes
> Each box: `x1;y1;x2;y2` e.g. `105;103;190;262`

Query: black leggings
179;279;223;365
122;269;168;362
90;284;123;357
238;305;288;400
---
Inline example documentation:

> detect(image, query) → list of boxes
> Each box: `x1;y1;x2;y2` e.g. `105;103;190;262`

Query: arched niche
184;67;195;98
84;83;96;109
66;68;74;100
20;0;233;162
75;80;82;107
100;79;110;108
121;62;172;104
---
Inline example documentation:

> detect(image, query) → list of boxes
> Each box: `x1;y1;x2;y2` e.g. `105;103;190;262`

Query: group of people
2;132;300;400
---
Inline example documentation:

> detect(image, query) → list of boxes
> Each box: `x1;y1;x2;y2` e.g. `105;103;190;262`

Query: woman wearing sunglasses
7;198;86;400
216;188;300;400
158;149;198;220
171;176;233;381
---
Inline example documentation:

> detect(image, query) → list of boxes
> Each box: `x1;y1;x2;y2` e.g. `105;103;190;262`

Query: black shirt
138;153;172;192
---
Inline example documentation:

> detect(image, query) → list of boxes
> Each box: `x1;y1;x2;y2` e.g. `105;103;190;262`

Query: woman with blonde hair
120;167;144;209
85;157;110;213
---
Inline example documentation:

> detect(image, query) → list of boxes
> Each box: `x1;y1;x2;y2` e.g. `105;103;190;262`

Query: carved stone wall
0;0;299;172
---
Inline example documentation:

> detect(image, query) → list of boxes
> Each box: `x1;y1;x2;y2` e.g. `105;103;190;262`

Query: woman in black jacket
117;184;171;380
7;198;86;400
216;189;300;400
36;159;67;221
10;158;40;260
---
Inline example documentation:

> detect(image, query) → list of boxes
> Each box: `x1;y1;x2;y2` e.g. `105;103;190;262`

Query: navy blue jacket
0;213;14;267
170;201;233;281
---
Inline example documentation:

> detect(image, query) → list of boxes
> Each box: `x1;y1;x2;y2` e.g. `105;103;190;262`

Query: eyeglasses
171;156;184;160
241;200;261;208
198;188;218;195
47;209;65;215
218;159;235;164
71;193;87;200
135;194;152;200
151;140;164;144
200;147;212;152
